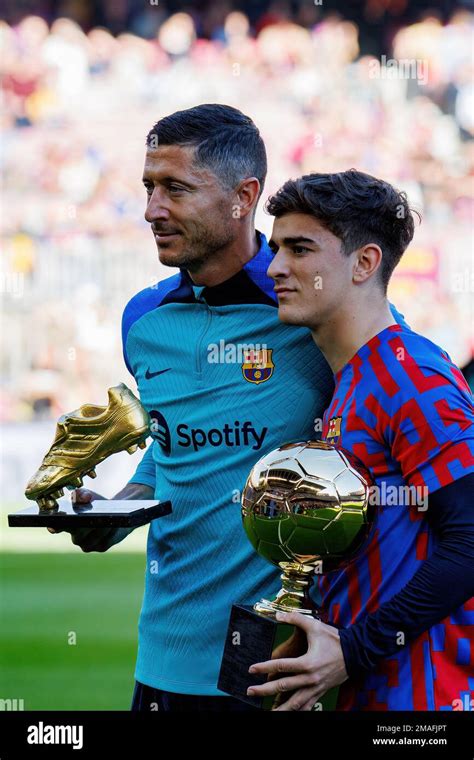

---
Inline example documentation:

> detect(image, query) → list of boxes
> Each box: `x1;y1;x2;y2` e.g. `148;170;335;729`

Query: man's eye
293;246;310;254
144;185;153;195
169;184;185;193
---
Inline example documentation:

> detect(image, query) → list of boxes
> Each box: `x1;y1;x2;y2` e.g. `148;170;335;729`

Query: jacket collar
173;231;277;307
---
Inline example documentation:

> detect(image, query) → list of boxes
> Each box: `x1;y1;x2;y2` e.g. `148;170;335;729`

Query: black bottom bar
0;710;470;757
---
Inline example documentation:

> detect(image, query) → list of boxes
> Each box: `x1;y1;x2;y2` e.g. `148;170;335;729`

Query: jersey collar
178;231;277;307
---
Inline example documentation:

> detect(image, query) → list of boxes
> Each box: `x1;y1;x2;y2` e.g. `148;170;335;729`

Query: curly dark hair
266;169;420;291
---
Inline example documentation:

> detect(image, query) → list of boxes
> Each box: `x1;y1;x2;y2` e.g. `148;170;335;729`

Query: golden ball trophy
218;440;374;710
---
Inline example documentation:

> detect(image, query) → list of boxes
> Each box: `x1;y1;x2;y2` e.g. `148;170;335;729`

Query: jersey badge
326;416;342;440
242;348;274;385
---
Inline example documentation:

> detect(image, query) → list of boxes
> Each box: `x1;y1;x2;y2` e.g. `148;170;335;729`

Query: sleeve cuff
338;626;362;679
128;474;156;490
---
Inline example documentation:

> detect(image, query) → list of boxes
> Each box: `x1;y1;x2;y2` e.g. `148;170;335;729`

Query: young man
248;170;474;711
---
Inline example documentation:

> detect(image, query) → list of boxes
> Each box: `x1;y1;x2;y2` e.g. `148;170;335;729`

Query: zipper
195;303;213;379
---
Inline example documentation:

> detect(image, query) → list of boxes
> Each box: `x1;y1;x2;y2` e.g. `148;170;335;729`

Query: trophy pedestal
218;603;339;711
8;499;172;529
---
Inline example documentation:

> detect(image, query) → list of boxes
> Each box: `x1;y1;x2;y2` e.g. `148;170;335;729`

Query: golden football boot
25;383;150;510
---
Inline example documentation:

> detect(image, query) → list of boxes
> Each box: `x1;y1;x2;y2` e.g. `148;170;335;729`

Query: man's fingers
273;687;320;712
48;526;92;540
247;672;314;699
72;489;95;503
70;528;93;544
47;489;99;533
45;488;114;550
249;653;311;677
275;611;321;636
71;528;116;552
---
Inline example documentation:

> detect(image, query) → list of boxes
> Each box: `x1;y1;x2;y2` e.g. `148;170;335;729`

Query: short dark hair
147;104;267;199
266;169;419;290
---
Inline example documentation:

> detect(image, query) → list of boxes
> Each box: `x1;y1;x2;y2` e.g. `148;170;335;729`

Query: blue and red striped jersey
319;323;474;710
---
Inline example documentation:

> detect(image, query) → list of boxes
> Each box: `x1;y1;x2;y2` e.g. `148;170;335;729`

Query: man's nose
145;188;170;223
267;250;290;280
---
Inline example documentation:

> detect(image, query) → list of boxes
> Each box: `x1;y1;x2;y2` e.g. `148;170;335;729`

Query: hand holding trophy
9;383;171;529
218;440;374;710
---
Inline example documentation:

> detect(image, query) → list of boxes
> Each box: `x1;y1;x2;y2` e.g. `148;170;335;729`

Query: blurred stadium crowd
1;3;473;422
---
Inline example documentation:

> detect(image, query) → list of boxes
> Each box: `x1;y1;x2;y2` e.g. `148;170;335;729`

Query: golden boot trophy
9;383;171;529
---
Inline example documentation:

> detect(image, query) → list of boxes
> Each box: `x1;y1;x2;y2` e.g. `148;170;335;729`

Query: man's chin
156;241;186;267
157;250;177;265
277;304;307;326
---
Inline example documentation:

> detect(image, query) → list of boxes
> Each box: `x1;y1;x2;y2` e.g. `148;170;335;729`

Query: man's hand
247;611;349;711
47;482;154;553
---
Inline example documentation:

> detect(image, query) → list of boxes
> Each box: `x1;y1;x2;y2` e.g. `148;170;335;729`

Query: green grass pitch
0;552;145;710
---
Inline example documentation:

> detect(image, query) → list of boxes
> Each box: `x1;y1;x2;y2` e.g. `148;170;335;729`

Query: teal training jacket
122;231;344;694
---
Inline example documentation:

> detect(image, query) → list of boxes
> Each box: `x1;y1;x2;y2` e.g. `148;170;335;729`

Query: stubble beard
159;224;237;273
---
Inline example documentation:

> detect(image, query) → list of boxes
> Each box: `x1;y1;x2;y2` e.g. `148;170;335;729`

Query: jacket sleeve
127;443;157;491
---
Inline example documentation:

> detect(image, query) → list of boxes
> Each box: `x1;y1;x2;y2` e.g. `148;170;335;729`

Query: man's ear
352;244;383;284
234;177;261;220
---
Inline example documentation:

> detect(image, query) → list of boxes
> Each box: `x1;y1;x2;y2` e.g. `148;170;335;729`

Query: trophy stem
253;562;319;617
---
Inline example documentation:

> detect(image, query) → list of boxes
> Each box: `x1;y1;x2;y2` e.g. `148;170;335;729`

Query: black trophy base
218;603;301;710
218;603;339;711
8;499;172;529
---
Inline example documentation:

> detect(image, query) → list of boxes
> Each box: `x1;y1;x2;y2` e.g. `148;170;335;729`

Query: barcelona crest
326;416;342;440
242;348;274;385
